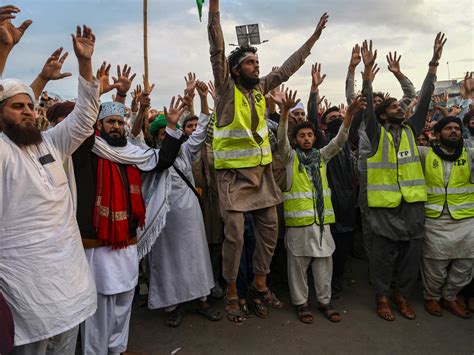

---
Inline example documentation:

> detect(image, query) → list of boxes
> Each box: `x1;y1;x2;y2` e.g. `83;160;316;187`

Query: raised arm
46;25;99;158
386;51;416;110
30;48;72;100
208;0;229;93
307;62;327;147
407;33;446;136
112;64;136;104
261;13;329;93
321;96;366;163
345;44;361;105
271;89;300;164
0;5;31;77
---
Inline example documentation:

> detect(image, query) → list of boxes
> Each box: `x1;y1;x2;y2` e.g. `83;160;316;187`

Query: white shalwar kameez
0;77;99;347
148;113;215;309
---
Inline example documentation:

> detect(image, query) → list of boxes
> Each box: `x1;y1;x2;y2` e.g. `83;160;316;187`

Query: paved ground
126;257;473;355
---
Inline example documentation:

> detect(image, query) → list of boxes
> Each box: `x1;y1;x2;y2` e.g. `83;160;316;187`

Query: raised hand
72;25;95;60
184;72;197;93
386;51;402;75
431;32;447;63
463;71;474;97
0;5;32;48
112;64;136;95
311;62;326;88
349;44;361;69
164;96;187;128
131;84;142;112
196;80;208;97
313;12;329;40
39;47;71;81
96;61;116;95
208;80;217;101
361;40;377;67
347;95;367;117
143;74;155;94
269;89;300;113
139;91;151;110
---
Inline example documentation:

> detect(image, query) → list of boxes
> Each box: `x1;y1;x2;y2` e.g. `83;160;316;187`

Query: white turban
98;101;125;121
0;78;35;104
290;101;305;113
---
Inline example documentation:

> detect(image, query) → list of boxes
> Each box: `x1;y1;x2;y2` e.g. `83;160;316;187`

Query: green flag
196;0;204;21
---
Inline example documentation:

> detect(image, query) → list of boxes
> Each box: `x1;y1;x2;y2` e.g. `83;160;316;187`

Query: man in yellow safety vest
208;0;329;323
274;89;366;324
360;34;446;321
419;116;474;319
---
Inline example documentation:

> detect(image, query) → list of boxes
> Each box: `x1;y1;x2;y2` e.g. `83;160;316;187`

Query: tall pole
446;61;450;81
143;0;149;88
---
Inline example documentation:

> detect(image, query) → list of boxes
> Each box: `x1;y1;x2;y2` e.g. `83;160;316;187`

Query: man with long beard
419;117;474;319
207;0;329;323
0;24;99;354
361;34;446;321
73;99;184;354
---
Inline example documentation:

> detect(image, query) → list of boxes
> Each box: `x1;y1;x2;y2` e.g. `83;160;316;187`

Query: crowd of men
0;1;473;354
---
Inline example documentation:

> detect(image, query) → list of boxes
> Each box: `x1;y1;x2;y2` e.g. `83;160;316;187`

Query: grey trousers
221;206;278;282
287;252;332;306
12;326;79;355
421;257;474;301
370;235;423;298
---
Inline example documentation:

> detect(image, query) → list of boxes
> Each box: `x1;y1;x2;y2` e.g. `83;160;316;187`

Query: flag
196;0;204;22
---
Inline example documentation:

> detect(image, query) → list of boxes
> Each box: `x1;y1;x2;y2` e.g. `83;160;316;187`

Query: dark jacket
72;133;182;247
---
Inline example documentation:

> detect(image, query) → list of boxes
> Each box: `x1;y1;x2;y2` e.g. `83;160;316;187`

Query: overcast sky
4;0;473;109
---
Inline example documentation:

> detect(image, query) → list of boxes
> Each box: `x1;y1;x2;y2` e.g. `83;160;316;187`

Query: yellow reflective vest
212;86;272;169
367;125;427;208
424;148;474;219
283;153;335;227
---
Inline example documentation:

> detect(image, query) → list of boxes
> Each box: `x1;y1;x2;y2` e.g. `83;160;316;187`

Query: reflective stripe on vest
424;148;474;219
283;153;335;227
212;87;272;169
367;125;427;208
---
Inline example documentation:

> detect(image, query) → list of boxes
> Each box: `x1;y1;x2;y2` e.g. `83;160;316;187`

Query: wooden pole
143;0;149;88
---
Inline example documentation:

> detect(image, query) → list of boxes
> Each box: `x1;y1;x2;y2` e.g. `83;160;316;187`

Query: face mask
327;119;342;135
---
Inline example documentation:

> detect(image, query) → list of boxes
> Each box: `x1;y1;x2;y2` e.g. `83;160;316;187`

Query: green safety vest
283;153;335;227
367;125;427;208
424;148;474;219
212;86;272;169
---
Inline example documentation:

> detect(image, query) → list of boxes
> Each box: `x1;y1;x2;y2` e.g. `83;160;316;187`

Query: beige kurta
208;11;314;212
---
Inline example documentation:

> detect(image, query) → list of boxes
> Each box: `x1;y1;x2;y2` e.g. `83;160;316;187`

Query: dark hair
463;109;474;126
228;45;258;79
46;101;75;123
321;106;339;124
375;98;397;120
292;121;317;139
373;92;385;101
182;115;199;129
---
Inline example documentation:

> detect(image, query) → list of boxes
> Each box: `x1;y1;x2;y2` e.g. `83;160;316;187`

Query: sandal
376;296;394;321
166;306;185;327
239;299;252;318
296;303;313;324
197;301;222;321
441;298;471;319
248;284;269;318
318;302;342;322
225;296;245;325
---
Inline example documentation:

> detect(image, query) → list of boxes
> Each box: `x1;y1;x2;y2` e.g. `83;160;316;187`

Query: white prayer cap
0;78;35;104
98;102;125;121
290;101;305;113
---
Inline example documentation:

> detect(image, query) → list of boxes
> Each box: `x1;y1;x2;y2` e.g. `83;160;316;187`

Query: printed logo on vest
398;150;412;159
242;98;248;107
255;92;263;103
432;159;439;169
455;159;467;166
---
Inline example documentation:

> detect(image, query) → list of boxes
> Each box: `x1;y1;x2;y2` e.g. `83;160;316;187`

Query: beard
2;119;43;146
440;135;462;149
387;115;405;125
100;129;127;147
239;71;260;90
469;126;474;136
327;119;343;136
